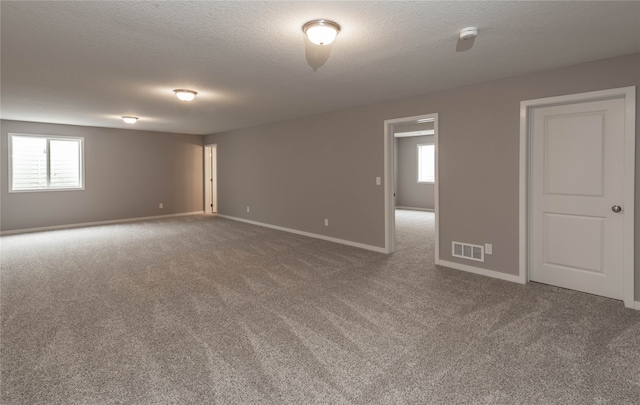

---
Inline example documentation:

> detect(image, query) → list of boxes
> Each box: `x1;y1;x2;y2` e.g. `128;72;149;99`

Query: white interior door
531;98;625;299
204;145;217;214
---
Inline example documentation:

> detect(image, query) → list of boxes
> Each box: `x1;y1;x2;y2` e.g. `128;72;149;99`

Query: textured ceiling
1;1;639;135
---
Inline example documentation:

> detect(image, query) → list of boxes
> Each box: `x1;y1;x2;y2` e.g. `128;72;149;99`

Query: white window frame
417;143;435;184
8;133;85;193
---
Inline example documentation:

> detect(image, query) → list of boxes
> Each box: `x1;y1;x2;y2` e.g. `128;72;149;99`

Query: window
417;143;435;183
9;134;84;192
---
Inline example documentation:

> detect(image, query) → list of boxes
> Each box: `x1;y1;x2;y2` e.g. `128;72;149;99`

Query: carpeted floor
1;210;639;404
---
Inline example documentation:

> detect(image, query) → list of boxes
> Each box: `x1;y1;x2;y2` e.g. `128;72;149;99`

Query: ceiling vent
452;241;484;262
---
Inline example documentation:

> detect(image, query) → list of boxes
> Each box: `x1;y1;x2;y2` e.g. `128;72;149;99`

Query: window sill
9;187;85;194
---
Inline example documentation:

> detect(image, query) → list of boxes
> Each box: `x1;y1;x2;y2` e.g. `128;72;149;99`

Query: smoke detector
459;27;478;40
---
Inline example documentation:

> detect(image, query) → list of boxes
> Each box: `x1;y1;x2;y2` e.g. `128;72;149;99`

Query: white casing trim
634;301;640;311
395;206;434;212
218;214;387;253
437;259;525;284
0;211;205;235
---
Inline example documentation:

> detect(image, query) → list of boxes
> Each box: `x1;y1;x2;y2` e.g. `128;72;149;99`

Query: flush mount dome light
303;19;340;45
122;116;138;124
174;89;198;101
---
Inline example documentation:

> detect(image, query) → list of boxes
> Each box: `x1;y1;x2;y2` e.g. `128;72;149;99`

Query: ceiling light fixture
303;19;341;46
459;27;478;41
122;116;138;124
174;89;198;101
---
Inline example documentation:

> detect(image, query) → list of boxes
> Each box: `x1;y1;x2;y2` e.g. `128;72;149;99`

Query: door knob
612;205;622;213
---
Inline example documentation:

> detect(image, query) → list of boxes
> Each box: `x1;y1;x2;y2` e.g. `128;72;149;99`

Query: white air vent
452;241;484;262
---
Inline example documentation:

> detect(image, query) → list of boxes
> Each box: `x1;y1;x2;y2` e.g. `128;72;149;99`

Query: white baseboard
436;259;525;284
217;214;387;254
396;206;434;212
439;258;637;306
0;211;205;236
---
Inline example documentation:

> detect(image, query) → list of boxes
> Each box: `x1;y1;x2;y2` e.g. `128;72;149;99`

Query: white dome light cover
122;116;138;124
174;89;198;101
303;19;341;46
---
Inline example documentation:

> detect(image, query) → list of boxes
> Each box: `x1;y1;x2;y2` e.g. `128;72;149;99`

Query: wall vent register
452;241;484;262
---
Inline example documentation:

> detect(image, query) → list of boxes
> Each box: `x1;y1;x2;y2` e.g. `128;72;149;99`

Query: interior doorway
384;113;439;256
204;144;217;214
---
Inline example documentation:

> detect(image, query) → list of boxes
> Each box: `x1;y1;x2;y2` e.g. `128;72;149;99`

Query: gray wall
396;135;434;210
1;120;204;231
204;53;640;300
204;111;383;246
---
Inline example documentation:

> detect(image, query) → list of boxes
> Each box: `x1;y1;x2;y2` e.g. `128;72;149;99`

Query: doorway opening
384;113;439;256
204;144;217;214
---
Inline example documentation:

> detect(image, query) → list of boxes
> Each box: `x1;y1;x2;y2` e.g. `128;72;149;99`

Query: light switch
376;177;381;186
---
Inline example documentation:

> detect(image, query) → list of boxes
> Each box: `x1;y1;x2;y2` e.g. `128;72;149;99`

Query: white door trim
204;144;217;214
519;86;636;308
383;113;439;256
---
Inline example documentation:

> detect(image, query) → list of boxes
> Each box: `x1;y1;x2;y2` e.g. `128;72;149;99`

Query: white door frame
204;144;217;214
384;113;439;255
519;86;636;308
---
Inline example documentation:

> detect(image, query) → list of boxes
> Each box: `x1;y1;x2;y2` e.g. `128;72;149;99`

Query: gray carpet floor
1;210;639;404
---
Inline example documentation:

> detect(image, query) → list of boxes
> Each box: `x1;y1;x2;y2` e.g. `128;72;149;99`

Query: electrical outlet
376;177;381;185
246;206;250;213
485;243;492;255
159;203;163;209
324;219;329;226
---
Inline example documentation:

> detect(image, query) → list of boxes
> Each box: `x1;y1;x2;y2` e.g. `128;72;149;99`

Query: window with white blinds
9;134;84;192
417;143;435;183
